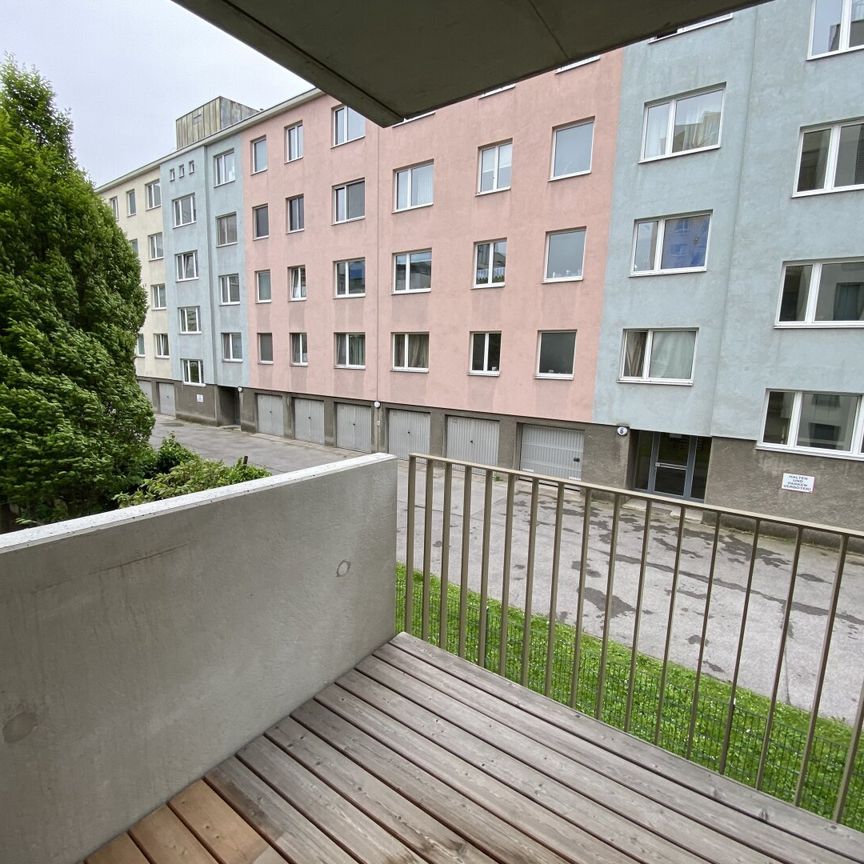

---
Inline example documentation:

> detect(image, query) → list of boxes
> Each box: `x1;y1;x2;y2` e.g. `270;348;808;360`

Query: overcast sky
4;0;312;186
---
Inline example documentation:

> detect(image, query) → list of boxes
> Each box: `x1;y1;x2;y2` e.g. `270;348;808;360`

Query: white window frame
287;195;305;233
394;162;434;211
151;283;167;309
145;180;161;209
392;332;430;372
289;265;307;301
776;259;864;327
169;168;176;182
135;333;145;357
221;331;243;362
129;238;139;257
255;270;272;303
335;258;366;297
333;180;365;224
618;328;697;385
251;136;268;173
794;120;864;196
175;251;198;281
470;332;501;376
215;213;238;247
252;204;269;239
544;228;587;282
258;332;274;364
147;232;163;261
333;105;365;146
285;122;304;161
181;358;204;386
809;0;864;58
474;239;507;288
290;332;308;366
335;332;366;369
477;141;512;194
536;331;577;380
189;160;195;175
213;150;236;186
649;14;733;41
393;249;432;294
126;189;136;216
640;87;725;162
108;196;119;219
178;164;184;179
178;306;201;334
219;273;240;305
172;194;196;227
631;212;711;275
550;120;594;179
154;333;170;358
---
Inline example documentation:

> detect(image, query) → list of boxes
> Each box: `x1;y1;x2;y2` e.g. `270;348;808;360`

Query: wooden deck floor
86;633;864;864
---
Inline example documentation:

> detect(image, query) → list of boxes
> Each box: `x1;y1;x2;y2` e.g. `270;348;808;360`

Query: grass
395;566;864;830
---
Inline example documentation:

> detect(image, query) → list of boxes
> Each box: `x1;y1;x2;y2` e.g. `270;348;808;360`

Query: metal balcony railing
398;454;864;829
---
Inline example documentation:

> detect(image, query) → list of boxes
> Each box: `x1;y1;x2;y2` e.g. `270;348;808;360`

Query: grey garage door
257;394;285;437
157;382;175;416
520;424;584;480
388;409;431;459
294;398;325;444
446;416;499;466
137;379;153;404
336;403;372;452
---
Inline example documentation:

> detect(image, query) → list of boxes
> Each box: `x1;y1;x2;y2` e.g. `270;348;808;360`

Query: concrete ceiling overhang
172;0;769;126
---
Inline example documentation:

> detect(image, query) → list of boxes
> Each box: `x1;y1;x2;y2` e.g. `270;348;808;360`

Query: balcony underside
86;633;862;864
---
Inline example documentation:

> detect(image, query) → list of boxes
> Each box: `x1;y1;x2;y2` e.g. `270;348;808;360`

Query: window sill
290;296;307;302
808;44;864;61
333;217;365;226
630;267;706;277
290;362;309;367
145;205;162;211
335;293;366;299
649;14;732;41
556;57;601;72
393;112;435;126
639;145;721;164
148;257;164;262
253;235;270;241
332;137;365;149
479;84;516;99
756;443;864;461
473;283;505;290
543;275;584;284
216;242;238;248
285;156;303;164
219;301;241;307
393;202;434;214
549;170;591;182
792;186;864;198
469;371;500;377
392;368;429;374
222;359;243;364
251;168;268;175
151;307;167;312
183;381;207;387
775;321;864;329
176;277;199;283
174;221;197;228
287;227;305;235
393;288;432;295
179;332;202;336
476;187;511;197
214;180;236;187
617;377;693;386
536;374;574;380
258;361;274;365
256;299;272;305
154;355;170;360
335;365;366;370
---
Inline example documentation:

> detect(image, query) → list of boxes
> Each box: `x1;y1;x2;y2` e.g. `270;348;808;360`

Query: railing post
477;469;494;668
596;492;621;721
625;500;652;733
421;458;434;641
498;474;516;677
404;455;416;633
569;487;592;709
544;483;565;697
438;462;453;649
520;478;540;686
458;466;472;658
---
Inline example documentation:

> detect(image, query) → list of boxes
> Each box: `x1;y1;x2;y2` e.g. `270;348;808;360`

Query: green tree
0;61;154;525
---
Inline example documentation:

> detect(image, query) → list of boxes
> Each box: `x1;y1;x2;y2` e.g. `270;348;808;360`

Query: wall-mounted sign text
781;473;814;493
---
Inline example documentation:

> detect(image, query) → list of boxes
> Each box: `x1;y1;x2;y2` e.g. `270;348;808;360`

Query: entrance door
218;387;241;426
632;432;711;501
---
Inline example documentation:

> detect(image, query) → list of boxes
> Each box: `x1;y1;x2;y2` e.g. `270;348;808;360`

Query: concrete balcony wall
0;454;397;864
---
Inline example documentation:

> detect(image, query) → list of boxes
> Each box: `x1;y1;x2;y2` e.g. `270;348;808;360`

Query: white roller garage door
520;424;584;480
157;382;175;416
294;398;325;444
446;416;499;466
336;403;372;452
257;394;285;437
388;409;431;459
137;379;153;403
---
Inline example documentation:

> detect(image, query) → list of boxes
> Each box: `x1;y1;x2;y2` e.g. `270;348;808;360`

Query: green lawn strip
395;566;863;829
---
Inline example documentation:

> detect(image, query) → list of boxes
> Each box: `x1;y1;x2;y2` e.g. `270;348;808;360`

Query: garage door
336;403;372;452
388;409;431;459
137;379;153;404
446;416;499;466
520;424;584;480
257;394;285;437
293;398;325;444
157;382;175;416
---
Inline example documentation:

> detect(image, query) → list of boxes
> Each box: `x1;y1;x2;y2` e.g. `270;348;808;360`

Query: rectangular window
478;141;512;193
642;88;724;160
151;283;167;309
537;331;576;378
216;213;237;246
154;333;170;358
256;270;272;303
175;251;198;281
172;194;196;227
394;249;432;293
135;333;145;356
129;238;139;256
126;189;136;216
109;196;119;219
214;150;235;186
762;390;863;454
551;120;594;178
253;204;269;239
621;329;697;382
335;332;366;368
181;358;204;385
147;232;163;260
334;180;365;222
258;333;273;364
222;332;243;362
333;105;365;145
169;168;175;182
287;195;305;232
179;306;201;333
178;164;185;179
145;180;161;209
778;259;864;324
810;0;864;56
392;332;429;371
189;160;195;175
219;273;240;305
632;213;710;273
545;229;586;281
796;120;864;193
475;239;507;287
335;258;366;296
470;332;501;375
251;137;268;173
395;162;434;210
285;122;304;161
289;265;307;300
290;332;308;365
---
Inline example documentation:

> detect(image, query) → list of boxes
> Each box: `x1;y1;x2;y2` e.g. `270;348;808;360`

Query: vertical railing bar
520;478;540;686
569;488;592;708
477;469;494;668
544;483;566;697
654;506;687;746
438;462;453;649
834;672;864;823
685;513;722;760
718;518;762;776
420;458;434;642
625;500;652;734
458;466;472;658
404;455;416;634
755;526;802;789
795;533;848;806
498;474;516;677
596;493;621;721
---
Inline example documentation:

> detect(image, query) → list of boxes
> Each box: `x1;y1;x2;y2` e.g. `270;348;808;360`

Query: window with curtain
778;259;864;323
621;329;696;381
393;333;429;370
395;162;434;209
642;88;723;160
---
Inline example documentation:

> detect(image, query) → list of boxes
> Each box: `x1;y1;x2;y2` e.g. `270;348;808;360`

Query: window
475;240;507;287
151;283;167;309
632;213;710;273
129;238;139;256
810;0;864;56
394;249;432;293
290;332;308;365
214;150;235;185
537;331;576;378
796;120;864;193
778;259;864;324
470;332;501;375
147;232;163;260
393;332;429;371
556;56;601;71
169;168;176;182
222;332;243;362
126;189;136;216
285;122;304;161
154;333;170;358
135;333;145;356
182;358;204;385
395;162;434;210
251;137;268;173
334;180;365;222
478;141;512;193
762;390;864;454
216;213;238;246
256;270;272;303
219;274;240;305
178;164;185;179
333;105;365;145
258;333;273;364
175;251;198;281
649;14;732;40
188;160;195;175
179;306;201;334
289;265;307;300
479;83;516;98
335;258;365;296
109;196;119;219
335;332;366;368
551;120;594;178
253;205;269;239
145;180;161;209
621;329;697;382
172;194;196;227
642;88;724;160
287;195;305;232
545;229;586;281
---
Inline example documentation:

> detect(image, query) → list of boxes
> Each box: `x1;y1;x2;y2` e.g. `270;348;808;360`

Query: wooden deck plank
128;806;220;864
206;756;357;864
293;697;574;864
351;655;767;864
85;833;149;864
265;716;499;864
169;780;284;864
385;636;861;864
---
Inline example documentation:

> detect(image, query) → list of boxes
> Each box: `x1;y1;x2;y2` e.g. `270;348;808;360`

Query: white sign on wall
781;473;815;493
196;394;204;403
